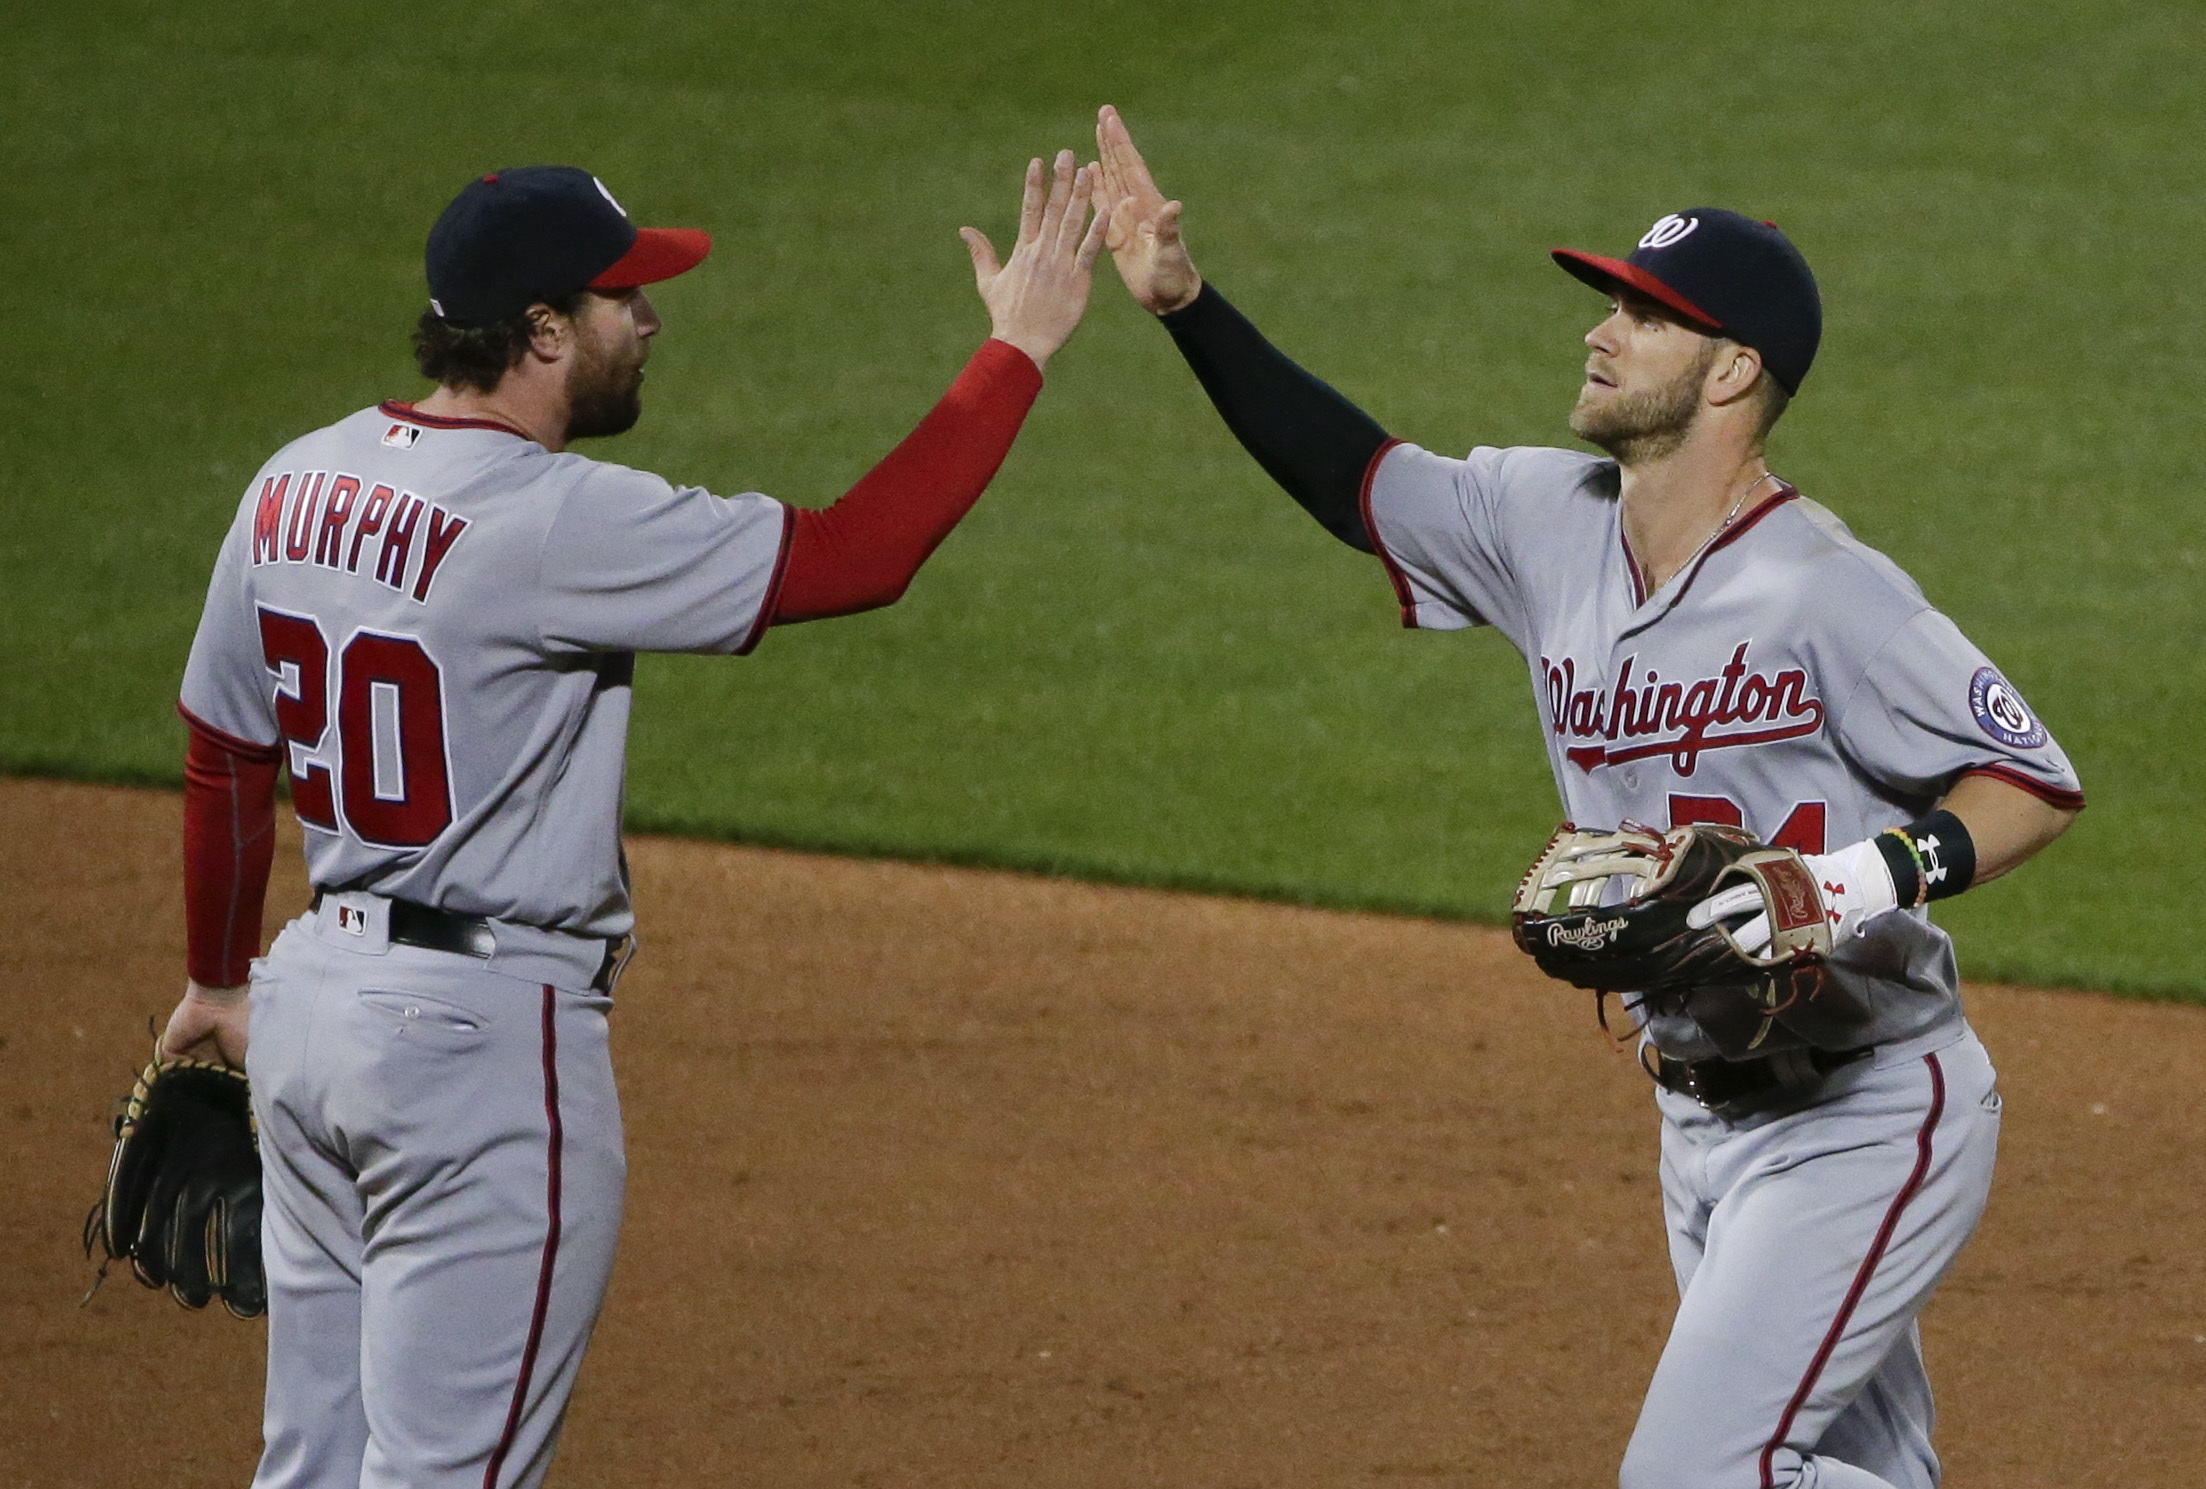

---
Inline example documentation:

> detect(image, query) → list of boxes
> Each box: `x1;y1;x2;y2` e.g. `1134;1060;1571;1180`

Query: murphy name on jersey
247;466;469;604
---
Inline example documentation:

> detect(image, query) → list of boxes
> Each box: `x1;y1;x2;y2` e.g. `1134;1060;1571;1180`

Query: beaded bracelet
1880;825;1932;909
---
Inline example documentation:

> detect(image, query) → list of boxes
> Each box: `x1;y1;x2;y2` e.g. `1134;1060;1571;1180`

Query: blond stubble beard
1568;340;1718;465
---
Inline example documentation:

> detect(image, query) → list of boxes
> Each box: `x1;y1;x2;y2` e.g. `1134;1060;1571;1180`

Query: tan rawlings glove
1510;822;1870;1057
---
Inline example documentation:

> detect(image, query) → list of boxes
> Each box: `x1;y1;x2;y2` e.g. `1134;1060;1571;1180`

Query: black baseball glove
84;1055;266;1318
1510;821;1868;1058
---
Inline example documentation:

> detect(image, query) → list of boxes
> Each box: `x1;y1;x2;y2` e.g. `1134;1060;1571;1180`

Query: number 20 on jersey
258;606;453;848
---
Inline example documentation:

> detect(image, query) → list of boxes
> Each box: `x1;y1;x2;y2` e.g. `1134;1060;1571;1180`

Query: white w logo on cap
1638;214;1699;250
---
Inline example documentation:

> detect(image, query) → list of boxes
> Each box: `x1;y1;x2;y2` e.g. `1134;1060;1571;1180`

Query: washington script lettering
1542;642;1825;775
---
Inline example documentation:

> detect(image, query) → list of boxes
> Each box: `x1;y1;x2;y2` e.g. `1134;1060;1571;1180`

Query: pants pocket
356;987;493;1050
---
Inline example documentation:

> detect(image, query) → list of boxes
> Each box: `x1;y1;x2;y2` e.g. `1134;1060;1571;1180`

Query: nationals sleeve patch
1968;666;2046;749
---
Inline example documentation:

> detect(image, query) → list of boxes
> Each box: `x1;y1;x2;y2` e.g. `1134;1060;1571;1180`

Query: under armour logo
1916;833;1948;885
1824;881;1845;924
1638;214;1699;250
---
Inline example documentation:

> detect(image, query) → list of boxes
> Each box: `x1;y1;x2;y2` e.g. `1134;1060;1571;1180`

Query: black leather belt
1648;1044;1874;1111
312;892;627;992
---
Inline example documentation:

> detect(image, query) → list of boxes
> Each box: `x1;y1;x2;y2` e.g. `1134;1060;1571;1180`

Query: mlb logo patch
336;904;369;936
381;423;421;449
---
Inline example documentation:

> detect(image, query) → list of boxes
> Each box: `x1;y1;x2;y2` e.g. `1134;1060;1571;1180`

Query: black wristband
1873;809;1977;907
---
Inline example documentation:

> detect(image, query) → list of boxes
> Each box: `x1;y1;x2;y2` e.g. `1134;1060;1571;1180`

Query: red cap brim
1550;249;1722;331
591;227;712;289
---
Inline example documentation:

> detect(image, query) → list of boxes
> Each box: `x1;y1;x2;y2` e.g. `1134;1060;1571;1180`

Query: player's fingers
1055;163;1095;255
159;1001;241;1067
1100;104;1159;204
1686;882;1764;930
1076;200;1112;272
1015;157;1045;246
1096;103;1122;171
960;227;1001;285
1095;145;1134;220
1103;192;1141;251
1682;886;1755;930
160;1000;207;1060
1096;108;1131;200
1037;149;1076;244
1097;104;1136;179
1722;913;1774;958
1156;199;1184;247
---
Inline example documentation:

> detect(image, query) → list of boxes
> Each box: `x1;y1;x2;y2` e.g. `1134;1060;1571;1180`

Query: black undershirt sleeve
1159;283;1391;554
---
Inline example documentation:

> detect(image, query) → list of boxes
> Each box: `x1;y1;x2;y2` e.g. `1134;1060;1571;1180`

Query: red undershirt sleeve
181;713;282;988
768;337;1044;624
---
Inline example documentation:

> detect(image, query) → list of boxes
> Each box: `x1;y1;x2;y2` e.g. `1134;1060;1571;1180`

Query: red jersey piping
379;400;532;440
1958;762;2086;812
1620;482;1799;612
1704;482;1798;561
1758;1053;1946;1488
484;988;565;1488
737;503;797;656
177;703;283;764
1619;524;1649;607
1355;439;1414;627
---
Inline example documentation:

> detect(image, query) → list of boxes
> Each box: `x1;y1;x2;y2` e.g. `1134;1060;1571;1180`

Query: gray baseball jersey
179;402;789;938
1364;441;2082;1060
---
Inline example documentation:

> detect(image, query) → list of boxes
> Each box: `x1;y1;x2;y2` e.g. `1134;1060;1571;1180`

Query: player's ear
523;302;573;365
1705;341;1764;409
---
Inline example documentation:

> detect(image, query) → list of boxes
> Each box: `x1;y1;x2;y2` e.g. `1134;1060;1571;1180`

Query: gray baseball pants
1623;1027;2001;1489
245;895;625;1489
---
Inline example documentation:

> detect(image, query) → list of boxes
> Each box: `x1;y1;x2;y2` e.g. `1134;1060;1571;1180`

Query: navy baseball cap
425;166;711;326
1552;209;1822;394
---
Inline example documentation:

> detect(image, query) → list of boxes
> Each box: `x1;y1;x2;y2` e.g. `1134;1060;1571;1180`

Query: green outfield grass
4;1;2199;996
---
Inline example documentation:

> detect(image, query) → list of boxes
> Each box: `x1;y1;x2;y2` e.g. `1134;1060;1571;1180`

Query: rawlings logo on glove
1544;915;1631;950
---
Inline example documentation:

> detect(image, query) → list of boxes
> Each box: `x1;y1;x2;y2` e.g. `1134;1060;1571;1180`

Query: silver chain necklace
1658;468;1780;590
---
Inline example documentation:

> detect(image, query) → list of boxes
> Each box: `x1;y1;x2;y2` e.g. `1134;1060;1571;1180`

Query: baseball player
1093;105;2082;1489
157;153;1107;1487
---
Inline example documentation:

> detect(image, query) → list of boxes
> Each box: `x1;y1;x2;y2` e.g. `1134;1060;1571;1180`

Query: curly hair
410;291;586;393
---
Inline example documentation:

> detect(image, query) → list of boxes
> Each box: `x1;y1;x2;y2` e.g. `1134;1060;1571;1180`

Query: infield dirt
3;778;2199;1487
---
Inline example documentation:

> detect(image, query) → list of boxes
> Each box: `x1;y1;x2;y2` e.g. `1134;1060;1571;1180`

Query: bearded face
563;297;649;441
1568;336;1718;464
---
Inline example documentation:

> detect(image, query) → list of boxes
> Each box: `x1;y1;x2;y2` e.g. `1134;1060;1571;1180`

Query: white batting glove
1685;838;1899;957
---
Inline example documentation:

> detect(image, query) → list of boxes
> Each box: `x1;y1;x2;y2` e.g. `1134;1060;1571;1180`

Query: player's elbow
765;565;913;626
833;576;913;618
2001;793;2081;877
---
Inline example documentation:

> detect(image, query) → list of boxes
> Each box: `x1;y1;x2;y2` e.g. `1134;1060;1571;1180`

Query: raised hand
1094;104;1201;315
961;149;1110;371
